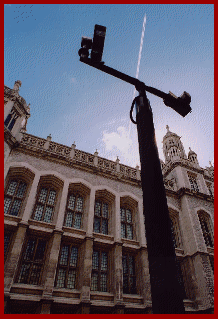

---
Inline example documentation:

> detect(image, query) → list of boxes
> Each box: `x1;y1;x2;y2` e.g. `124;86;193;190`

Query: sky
4;4;214;169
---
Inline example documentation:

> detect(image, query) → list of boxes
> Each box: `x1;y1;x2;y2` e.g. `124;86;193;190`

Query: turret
163;125;187;163
188;147;200;168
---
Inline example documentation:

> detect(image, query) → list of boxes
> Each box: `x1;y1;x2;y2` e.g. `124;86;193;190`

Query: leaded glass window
17;238;46;285
55;244;79;289
4;232;12;260
198;214;213;248
93;201;109;235
91;250;108;292
209;256;214;273
122;254;137;294
64;194;84;229
169;217;182;249
32;187;57;223
4;108;19;131
120;207;133;239
188;175;199;192
4;179;27;216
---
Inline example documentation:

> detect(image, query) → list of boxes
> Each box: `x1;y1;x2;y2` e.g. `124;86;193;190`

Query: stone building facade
4;82;214;314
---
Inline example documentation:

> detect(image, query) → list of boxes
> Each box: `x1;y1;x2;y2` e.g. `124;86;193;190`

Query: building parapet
20;132;140;183
16;132;213;193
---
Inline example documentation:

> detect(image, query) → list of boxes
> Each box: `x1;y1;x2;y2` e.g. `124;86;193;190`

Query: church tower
163;125;187;163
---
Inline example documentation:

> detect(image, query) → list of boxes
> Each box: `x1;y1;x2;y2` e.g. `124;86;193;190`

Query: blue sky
4;4;214;169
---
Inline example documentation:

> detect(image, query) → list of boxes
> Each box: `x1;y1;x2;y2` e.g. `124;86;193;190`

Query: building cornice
177;187;214;202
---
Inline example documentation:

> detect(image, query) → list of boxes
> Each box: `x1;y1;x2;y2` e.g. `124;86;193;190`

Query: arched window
55;243;79;289
120;196;138;241
122;253;137;294
93;201;109;234
188;173;199;192
169;213;182;249
93;189;114;236
32;186;57;223
64;194;84;229
198;212;214;248
120;207;133;240
64;183;90;231
31;175;63;224
4;179;27;216
91;250;108;292
4;108;19;131
17;236;47;285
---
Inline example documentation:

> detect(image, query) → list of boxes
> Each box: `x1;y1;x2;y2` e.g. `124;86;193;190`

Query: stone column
179;195;199;255
56;180;70;229
138;199;146;246
21;172;41;222
4;221;28;293
10;116;23;138
79;302;91;314
79;235;94;312
36;299;53;314
191;253;214;311
113;242;123;304
114;195;121;241
113;303;125;314
86;188;95;235
4;162;11;182
41;229;63;299
136;247;152;306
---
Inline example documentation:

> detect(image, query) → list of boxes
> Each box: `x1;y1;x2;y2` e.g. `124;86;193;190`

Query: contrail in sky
128;13;147;135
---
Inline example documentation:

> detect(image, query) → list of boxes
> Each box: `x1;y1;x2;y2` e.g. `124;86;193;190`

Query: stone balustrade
18;132;214;190
20;132;140;181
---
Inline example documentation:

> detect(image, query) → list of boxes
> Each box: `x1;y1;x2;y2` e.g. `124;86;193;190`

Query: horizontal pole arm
80;58;191;117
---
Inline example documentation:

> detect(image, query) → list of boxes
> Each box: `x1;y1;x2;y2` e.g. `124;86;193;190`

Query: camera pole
133;86;185;313
78;25;191;313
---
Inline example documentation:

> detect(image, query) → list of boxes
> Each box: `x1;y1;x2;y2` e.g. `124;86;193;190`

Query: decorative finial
47;134;52;141
116;156;120;163
166;125;170;132
189;147;191;151
13;80;22;91
209;161;212;167
71;141;76;149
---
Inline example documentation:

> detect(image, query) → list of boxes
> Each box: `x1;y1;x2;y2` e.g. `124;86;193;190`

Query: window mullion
6;195;13;214
28;238;37;284
98;252;101;291
100;202;103;233
42;188;50;220
128;257;131;294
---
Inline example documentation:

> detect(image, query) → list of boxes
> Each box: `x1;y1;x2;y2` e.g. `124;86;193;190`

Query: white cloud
103;126;132;152
101;125;140;167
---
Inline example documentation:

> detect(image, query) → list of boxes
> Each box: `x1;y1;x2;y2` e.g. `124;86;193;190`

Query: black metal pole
135;90;185;314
